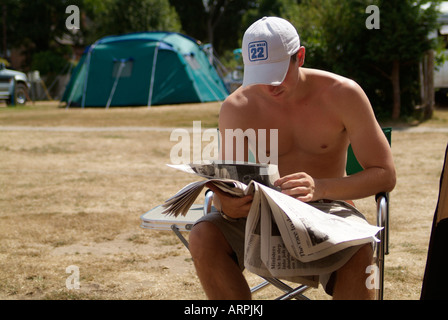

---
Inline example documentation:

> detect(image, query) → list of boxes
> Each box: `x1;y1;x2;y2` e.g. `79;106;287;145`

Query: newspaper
162;161;280;217
162;161;382;283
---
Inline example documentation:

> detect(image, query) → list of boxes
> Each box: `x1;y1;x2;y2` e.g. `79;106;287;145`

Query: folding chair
140;128;392;300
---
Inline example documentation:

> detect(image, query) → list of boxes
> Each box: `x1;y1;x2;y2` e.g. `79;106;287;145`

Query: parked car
0;62;30;105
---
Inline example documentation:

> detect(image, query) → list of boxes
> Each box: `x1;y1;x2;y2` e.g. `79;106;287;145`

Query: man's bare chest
244;107;347;157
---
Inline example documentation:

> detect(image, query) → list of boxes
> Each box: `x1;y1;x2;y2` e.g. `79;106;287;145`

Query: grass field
0;101;447;300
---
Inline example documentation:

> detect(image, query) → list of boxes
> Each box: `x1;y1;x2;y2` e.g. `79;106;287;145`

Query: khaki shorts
194;200;370;295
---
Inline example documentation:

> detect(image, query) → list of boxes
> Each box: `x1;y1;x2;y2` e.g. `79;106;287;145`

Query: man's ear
297;47;305;67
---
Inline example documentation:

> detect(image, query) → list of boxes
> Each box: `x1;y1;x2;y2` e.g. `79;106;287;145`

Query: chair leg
375;193;388;300
262;277;310;300
250;280;271;293
172;220;311;300
276;284;310;300
171;224;190;250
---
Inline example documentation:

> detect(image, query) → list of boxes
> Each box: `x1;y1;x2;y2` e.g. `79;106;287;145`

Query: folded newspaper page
162;161;279;217
244;185;320;287
244;183;381;281
168;161;279;188
162;161;382;280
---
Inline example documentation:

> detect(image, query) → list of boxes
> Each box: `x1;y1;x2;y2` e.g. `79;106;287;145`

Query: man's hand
274;172;320;202
206;182;253;219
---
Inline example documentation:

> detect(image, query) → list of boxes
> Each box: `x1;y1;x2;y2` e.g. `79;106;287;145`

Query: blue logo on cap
248;41;268;62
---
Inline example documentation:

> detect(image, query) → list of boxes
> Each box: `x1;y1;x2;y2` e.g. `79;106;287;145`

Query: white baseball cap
242;17;301;87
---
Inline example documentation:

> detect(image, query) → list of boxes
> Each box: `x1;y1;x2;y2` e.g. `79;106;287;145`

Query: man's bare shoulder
221;86;255;110
304;68;360;93
219;87;259;127
304;68;368;112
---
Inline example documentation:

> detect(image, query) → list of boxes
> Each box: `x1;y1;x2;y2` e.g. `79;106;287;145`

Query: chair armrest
204;189;214;215
375;192;389;255
375;192;388;203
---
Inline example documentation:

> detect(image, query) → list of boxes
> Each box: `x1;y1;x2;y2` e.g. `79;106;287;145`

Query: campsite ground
0;101;447;300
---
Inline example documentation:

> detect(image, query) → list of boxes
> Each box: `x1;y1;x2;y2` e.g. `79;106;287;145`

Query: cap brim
242;58;290;87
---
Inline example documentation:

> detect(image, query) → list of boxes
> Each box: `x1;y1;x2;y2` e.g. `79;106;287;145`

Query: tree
84;0;181;41
0;0;72;69
0;0;183;71
285;0;442;120
170;0;253;54
364;0;441;120
167;0;207;41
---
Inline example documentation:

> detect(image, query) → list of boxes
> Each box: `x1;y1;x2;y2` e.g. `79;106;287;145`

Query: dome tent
62;32;228;108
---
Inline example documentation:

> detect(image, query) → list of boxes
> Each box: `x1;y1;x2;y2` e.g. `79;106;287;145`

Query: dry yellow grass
0;101;447;300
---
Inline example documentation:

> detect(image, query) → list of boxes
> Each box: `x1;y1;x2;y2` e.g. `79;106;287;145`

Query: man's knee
188;222;209;258
332;244;376;299
357;243;374;263
345;244;374;269
189;221;232;260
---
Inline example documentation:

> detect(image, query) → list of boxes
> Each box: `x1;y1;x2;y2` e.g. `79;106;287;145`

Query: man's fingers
206;182;253;203
205;182;220;193
281;185;308;194
295;194;313;202
273;173;316;202
278;178;311;190
274;172;309;187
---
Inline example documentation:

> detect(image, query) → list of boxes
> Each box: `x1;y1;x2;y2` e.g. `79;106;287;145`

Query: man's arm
333;80;396;198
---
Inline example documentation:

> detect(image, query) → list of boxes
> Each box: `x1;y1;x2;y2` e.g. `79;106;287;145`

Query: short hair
291;51;298;62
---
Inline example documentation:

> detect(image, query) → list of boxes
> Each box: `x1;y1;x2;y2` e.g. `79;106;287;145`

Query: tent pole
81;43;97;109
199;72;225;102
65;75;82;110
147;42;160;108
106;60;125;109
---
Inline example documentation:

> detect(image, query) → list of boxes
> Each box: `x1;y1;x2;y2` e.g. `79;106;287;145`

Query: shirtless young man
189;17;396;300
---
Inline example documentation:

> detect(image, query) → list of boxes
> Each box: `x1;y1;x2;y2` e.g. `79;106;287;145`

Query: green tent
62;32;228;108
